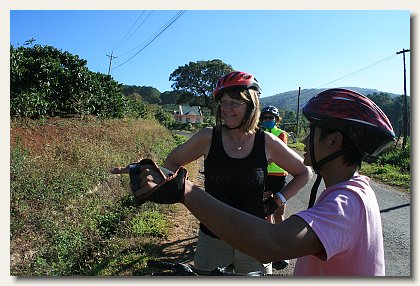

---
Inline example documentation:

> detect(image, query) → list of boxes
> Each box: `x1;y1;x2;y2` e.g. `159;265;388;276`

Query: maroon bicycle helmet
303;88;396;209
302;88;395;156
213;71;261;100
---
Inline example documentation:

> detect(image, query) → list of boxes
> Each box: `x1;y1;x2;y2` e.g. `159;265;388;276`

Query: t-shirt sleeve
294;190;364;261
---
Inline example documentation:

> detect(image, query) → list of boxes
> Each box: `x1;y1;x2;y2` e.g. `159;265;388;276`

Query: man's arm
182;180;323;262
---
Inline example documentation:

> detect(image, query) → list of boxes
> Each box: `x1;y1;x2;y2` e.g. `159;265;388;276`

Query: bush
124;93;151;119
10;43;126;118
376;145;410;172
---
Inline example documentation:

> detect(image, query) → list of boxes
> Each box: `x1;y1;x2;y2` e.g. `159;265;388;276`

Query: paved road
175;131;411;276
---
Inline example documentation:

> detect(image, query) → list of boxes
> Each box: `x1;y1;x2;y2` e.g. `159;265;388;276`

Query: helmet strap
308;174;322;209
309;125;318;172
307;125;349;208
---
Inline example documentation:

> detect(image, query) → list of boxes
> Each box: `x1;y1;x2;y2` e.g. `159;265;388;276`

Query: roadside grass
360;144;410;192
10;117;179;276
360;162;410;192
288;141;410;192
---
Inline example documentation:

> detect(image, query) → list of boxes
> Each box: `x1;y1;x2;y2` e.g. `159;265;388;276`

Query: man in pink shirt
114;88;395;276
293;175;385;275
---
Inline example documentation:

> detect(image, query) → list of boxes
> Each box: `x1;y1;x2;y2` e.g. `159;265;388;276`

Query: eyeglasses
260;116;275;120
219;101;246;109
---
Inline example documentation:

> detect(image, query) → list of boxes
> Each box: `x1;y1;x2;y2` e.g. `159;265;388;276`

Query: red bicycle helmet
213;71;261;100
302;88;395;156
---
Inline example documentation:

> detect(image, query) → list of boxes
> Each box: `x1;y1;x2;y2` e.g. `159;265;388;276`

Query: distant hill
260;87;401;112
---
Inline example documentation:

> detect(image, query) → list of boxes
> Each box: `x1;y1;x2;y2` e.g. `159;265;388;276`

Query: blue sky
10;10;410;97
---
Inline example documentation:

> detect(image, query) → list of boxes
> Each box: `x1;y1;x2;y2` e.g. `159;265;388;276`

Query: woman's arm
265;132;313;202
279;131;288;145
163;127;213;171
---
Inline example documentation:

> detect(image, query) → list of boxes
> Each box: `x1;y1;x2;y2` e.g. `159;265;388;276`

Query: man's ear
329;131;344;150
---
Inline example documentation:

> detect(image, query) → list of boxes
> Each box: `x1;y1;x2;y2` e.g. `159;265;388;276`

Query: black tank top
201;127;267;238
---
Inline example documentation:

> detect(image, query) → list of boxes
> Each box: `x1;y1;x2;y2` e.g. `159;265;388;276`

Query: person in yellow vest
259;105;290;269
260;105;289;224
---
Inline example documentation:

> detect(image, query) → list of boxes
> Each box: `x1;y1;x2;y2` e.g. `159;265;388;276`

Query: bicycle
146;260;284;276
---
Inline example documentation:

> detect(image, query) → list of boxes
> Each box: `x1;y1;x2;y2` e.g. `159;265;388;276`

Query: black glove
129;158;188;205
263;196;278;216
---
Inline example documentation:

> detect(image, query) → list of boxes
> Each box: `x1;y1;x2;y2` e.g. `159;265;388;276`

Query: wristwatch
274;192;287;206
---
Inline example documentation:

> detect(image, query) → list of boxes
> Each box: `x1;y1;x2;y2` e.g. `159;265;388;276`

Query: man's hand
111;159;187;205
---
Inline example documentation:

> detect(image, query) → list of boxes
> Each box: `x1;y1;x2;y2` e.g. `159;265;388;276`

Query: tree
367;92;405;138
10;42;125;118
122;85;162;105
368;92;393;115
124;93;151;119
138;86;161;105
169;59;233;114
391;95;408;140
160;90;179;105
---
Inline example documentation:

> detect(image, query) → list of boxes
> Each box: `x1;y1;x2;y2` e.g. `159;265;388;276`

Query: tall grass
10;117;178;276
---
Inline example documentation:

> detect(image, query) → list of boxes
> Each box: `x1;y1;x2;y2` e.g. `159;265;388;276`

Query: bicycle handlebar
147;260;197;276
146;260;269;276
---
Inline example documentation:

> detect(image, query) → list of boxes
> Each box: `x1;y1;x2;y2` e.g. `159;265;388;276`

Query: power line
114;12;157;58
112;11;154;53
296;52;398;98
114;10;185;68
270;52;402;116
106;11;150;76
112;11;147;52
113;10;186;70
315;53;397;89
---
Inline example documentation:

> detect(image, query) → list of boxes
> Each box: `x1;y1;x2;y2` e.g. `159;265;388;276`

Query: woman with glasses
161;71;312;274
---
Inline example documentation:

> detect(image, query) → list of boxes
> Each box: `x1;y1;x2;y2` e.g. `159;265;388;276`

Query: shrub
376;145;410;172
10;43;126;118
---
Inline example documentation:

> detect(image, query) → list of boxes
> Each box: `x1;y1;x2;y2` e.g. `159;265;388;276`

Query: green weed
130;211;169;237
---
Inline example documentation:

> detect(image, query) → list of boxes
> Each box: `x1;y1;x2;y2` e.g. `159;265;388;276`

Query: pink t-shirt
293;175;385;276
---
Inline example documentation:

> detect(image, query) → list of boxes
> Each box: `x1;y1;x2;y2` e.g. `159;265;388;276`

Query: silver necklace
228;132;246;151
236;137;246;150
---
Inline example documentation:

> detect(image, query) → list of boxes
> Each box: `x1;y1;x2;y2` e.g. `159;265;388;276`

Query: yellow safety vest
265;126;288;176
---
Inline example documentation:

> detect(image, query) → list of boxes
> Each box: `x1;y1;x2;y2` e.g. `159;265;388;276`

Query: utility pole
396;48;410;149
106;51;117;75
296;87;301;136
